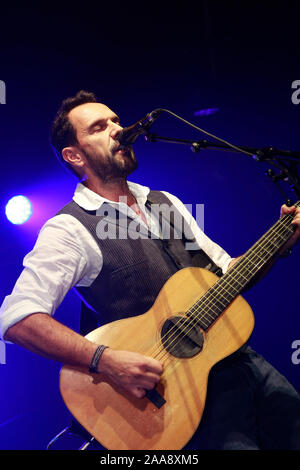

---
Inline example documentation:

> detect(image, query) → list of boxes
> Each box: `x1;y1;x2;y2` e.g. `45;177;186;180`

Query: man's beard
81;144;138;183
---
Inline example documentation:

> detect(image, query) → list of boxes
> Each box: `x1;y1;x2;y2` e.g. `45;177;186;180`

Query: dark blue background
0;1;299;449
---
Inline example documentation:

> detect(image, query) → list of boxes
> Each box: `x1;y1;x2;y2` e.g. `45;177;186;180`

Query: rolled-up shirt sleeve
0;214;102;341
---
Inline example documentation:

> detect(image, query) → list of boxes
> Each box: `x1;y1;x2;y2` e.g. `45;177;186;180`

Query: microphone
116;109;161;147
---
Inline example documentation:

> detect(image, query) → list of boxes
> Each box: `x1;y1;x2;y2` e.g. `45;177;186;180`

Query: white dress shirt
0;181;233;341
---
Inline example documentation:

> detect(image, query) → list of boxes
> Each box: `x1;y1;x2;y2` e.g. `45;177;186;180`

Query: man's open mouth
114;145;130;155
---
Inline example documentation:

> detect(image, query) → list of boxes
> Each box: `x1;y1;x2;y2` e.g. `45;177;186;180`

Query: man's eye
94;125;106;132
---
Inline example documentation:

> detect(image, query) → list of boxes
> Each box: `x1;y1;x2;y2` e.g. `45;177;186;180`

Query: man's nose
110;120;123;140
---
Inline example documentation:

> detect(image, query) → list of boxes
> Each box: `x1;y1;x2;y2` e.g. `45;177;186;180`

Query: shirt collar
72;181;151;211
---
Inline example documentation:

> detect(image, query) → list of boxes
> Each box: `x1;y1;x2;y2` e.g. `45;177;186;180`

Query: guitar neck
188;200;300;330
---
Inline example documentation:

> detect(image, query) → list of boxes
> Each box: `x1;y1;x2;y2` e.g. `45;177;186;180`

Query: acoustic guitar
60;201;299;450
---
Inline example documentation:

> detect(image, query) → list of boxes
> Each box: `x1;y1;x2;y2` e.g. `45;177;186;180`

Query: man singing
1;90;300;450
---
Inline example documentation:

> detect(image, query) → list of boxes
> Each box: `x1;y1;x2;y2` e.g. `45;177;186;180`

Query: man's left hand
279;204;300;253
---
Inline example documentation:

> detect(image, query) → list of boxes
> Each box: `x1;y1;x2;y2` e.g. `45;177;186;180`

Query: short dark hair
50;90;98;177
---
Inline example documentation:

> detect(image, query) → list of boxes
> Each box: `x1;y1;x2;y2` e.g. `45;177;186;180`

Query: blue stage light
5;196;33;225
194;107;219;117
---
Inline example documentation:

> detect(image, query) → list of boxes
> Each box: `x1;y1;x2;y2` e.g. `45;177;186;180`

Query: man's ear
62;146;85;170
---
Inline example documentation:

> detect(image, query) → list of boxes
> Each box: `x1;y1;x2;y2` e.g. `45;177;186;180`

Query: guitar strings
155;206;297;361
151;214;294;364
152;224;289;362
149;214;291;361
145;203;299;364
153;204;298;363
186;210;297;325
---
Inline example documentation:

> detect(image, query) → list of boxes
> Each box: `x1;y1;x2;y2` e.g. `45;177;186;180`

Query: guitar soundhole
161;315;204;358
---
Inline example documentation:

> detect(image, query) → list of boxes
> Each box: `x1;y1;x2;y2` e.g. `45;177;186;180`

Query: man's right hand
98;348;164;399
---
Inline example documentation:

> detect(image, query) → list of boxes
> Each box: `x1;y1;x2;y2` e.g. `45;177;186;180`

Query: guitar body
60;267;255;450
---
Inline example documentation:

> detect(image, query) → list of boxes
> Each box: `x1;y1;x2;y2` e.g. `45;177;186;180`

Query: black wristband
89;345;108;373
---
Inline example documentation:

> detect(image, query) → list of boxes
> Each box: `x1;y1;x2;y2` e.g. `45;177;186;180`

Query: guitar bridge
145;388;166;409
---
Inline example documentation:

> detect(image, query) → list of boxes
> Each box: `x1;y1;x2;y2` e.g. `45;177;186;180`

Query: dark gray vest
57;190;222;335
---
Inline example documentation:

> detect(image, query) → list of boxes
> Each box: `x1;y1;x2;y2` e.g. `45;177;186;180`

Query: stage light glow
5;196;33;225
194;107;219;117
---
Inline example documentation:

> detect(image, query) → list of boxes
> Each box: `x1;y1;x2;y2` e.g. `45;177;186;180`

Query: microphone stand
145;132;300;202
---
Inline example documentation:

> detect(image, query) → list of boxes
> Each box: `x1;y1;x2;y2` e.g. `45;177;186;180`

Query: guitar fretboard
187;201;300;330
